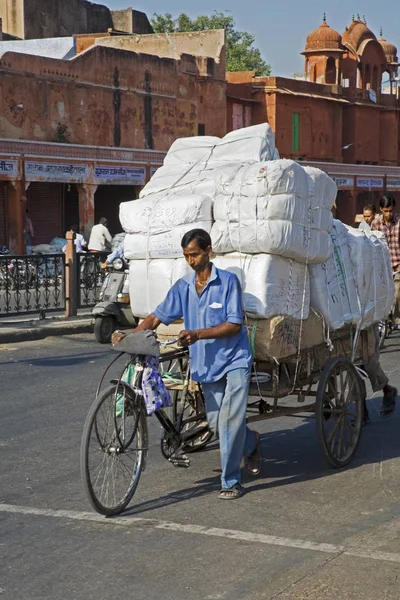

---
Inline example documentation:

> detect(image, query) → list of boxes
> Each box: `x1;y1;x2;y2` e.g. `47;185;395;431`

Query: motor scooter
92;256;137;343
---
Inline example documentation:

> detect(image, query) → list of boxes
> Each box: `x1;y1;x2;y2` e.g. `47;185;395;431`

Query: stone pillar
7;180;25;254
64;230;77;317
77;184;97;241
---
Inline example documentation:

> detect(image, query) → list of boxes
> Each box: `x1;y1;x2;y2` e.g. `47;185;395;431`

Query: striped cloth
371;214;400;271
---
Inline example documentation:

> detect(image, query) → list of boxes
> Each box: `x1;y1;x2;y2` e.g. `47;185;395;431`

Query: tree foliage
151;11;270;76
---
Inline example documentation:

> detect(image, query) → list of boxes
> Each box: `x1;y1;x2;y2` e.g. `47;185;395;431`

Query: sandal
380;387;397;418
244;432;262;475
218;484;245;500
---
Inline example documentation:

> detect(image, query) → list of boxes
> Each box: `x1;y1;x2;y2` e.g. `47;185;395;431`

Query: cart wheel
80;384;148;516
316;356;363;468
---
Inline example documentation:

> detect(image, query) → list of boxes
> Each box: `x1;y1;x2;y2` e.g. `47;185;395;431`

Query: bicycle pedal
168;455;190;468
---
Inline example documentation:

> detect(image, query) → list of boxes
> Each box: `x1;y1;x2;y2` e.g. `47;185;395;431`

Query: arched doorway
325;57;336;84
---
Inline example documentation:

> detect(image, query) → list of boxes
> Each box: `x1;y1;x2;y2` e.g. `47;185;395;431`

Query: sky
101;0;399;77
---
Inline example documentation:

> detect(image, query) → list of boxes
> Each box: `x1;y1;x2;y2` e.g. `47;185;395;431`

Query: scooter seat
113;329;160;357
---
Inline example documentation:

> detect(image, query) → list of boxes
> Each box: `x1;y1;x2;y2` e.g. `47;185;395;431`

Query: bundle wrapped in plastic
120;194;212;259
211;220;332;264
129;252;309;320
309;220;360;330
212;252;309;320
346;227;395;327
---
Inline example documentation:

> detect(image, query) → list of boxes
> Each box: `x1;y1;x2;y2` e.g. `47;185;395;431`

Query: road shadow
120;399;400;517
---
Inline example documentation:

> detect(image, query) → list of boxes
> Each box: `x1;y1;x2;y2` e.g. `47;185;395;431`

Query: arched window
325;56;336;84
356;64;363;88
364;64;371;89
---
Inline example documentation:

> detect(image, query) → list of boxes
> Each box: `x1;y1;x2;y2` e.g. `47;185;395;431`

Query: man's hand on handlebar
178;329;199;346
112;330;126;346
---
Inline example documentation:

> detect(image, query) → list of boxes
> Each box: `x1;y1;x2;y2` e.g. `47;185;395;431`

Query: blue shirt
153;264;252;383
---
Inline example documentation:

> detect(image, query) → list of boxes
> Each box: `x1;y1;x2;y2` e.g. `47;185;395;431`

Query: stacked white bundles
211;160;334;264
120;194;212;259
212;253;309;320
368;232;396;323
129;258;190;318
309;220;361;330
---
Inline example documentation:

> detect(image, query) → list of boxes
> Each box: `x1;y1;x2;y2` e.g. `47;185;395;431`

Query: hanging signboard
0;159;18;178
329;175;354;189
356;176;384;189
93;165;146;184
25;161;89;182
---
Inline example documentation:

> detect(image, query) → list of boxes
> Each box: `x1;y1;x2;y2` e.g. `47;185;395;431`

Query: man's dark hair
363;204;376;213
69;224;79;232
379;195;396;209
181;228;212;251
99;217;108;226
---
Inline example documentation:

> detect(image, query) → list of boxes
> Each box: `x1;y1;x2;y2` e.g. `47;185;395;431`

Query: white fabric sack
123;221;212;259
213;252;309;319
345;227;375;326
303;166;338;211
120;194;212;235
213;192;333;232
208;123;278;164
216;159;310;200
309;220;360;330
369;233;396;324
211;220;332;264
129;258;190;318
163;136;220;166
139;162;215;198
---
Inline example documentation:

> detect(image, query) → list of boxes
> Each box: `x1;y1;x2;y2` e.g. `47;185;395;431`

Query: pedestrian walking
24;209;34;255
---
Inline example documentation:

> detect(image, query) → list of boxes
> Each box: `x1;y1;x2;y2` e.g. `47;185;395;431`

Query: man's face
363;209;375;225
381;206;394;224
182;240;211;273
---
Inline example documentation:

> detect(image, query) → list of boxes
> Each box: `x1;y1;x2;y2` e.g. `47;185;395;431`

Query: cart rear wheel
316;356;363;468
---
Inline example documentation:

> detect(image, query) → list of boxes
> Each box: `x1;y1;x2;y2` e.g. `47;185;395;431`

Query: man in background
88;218;112;252
359;204;376;233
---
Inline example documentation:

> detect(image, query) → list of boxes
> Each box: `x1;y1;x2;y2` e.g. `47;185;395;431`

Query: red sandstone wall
0;44;226;148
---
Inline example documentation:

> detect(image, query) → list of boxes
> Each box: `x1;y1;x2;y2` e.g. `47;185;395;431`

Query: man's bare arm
178;322;241;346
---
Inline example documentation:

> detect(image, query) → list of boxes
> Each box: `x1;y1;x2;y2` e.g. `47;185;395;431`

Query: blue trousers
202;367;256;489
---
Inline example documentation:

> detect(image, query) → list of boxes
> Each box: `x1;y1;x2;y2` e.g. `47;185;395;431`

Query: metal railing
78;253;108;308
0;253;65;317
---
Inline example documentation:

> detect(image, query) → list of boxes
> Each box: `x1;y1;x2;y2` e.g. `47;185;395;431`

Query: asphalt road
1;332;400;599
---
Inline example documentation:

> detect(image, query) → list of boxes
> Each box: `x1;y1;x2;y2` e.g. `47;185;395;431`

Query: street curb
0;319;94;344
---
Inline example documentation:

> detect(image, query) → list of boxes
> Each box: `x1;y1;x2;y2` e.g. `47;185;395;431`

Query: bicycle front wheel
80;384;148;516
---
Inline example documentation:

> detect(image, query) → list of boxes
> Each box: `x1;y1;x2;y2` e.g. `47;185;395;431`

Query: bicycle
80;331;213;516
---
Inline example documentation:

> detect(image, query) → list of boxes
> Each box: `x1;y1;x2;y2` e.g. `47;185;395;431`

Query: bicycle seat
112;329;160;357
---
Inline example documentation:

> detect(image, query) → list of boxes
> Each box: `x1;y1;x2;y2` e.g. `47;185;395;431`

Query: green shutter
292;113;300;153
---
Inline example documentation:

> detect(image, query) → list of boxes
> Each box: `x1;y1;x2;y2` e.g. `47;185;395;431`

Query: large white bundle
120;194;212;234
123;221;212;259
368;233;396;324
212;252;309;319
302;166;338;210
139;162;216;198
345;227;375;325
163;136;220;166
213;193;333;232
209;123;278;164
129;258;190;318
211;220;332;264
309;220;360;329
216;159;310;199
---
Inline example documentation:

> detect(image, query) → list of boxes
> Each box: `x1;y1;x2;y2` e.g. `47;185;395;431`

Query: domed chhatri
341;18;376;51
378;30;398;64
305;15;342;51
